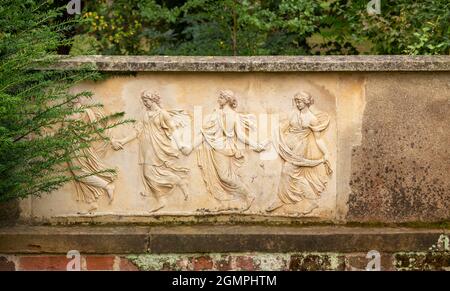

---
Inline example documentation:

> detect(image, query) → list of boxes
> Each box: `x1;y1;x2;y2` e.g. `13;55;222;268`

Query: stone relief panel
21;73;366;222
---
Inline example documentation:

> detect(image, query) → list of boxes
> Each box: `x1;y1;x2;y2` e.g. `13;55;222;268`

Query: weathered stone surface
85;256;116;271
147;226;446;253
190;256;214;271
344;252;395;271
128;253;290;271
118;257;139;271
18;256;68;271
235;256;256;270
394;252;450;271
53;55;450;72
1;226;445;254
289;253;345;271
4;251;449;271
4;255;139;271
2;232;449;271
348;73;450;223
0;256;15;271
0;199;20;225
127;251;431;271
0;226;149;254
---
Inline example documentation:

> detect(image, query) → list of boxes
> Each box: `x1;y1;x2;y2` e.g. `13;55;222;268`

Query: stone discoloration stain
348;72;450;223
0;199;20;225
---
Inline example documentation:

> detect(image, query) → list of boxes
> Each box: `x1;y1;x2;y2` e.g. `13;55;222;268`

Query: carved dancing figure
112;91;190;213
184;89;269;212
68;97;117;213
266;91;332;215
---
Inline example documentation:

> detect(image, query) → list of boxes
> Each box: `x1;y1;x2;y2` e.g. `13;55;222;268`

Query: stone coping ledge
53;55;450;72
0;225;447;254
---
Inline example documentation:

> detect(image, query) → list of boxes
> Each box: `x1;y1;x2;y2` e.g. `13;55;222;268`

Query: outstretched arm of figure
178;130;203;156
192;131;204;149
235;121;270;152
111;124;140;150
161;110;201;156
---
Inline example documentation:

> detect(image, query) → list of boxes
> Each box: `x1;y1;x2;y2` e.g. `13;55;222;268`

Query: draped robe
70;108;117;203
136;108;190;198
276;110;330;203
197;108;256;201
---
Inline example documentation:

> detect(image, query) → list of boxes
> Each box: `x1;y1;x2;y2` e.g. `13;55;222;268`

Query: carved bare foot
215;206;230;212
148;201;165;213
180;185;189;201
300;201;318;215
266;200;284;212
106;184;115;204
87;202;98;213
241;195;255;211
214;203;233;212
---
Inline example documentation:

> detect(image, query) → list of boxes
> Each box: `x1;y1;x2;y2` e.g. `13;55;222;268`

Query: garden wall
1;56;449;270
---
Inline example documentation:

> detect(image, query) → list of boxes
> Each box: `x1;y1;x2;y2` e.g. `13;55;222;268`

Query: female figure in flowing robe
69;97;117;213
112;91;191;213
186;89;269;212
266;91;332;215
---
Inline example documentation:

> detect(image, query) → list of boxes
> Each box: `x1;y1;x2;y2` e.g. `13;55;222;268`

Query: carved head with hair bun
218;89;238;109
141;90;161;109
293;91;314;110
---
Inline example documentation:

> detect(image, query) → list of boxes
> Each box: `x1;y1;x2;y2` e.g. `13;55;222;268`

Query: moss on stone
394;252;450;271
289;253;344;271
127;252;344;271
394;234;450;270
127;254;184;271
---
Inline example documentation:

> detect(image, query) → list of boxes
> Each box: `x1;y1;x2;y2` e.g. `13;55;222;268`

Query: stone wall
17;56;450;224
0;226;449;271
348;72;449;222
1;56;449;271
3;251;449;271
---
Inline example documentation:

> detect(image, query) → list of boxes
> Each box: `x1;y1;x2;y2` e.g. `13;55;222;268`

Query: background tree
74;0;449;56
0;0;125;202
341;0;450;55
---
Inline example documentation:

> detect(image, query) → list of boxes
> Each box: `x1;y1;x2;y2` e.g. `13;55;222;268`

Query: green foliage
0;0;125;201
70;35;100;55
78;0;329;55
75;0;449;56
79;0;147;54
341;0;450;54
